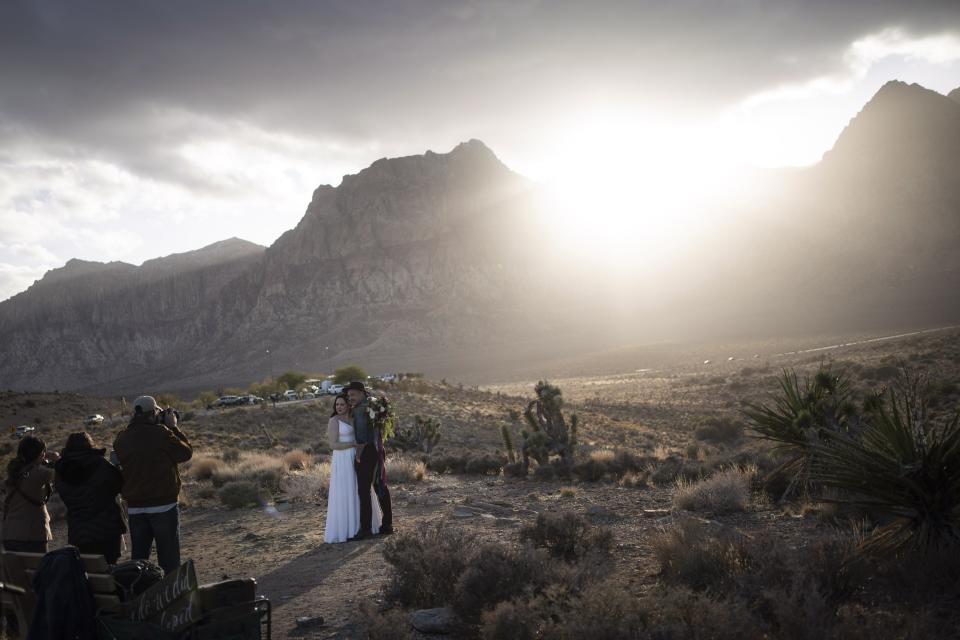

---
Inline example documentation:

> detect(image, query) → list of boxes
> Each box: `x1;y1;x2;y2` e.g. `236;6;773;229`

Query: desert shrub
673;466;756;514
572;456;606;482
694;417;744;443
481;600;539;640
652;518;746;591
282;449;311;470
648;455;701;485
618;471;649;488
426;452;470;474
559;486;577;498
282;462;330;502
388;456;427;483
563;447;647;480
547;581;648;640
222;448;241;463
452;543;545;623
646;587;766;640
188;455;223;480
503;461;526;478
212;452;286;492
519;512;613;562
464;453;506;475
382;524;477;608
361;603;415;640
218;480;266;508
532;463;556;481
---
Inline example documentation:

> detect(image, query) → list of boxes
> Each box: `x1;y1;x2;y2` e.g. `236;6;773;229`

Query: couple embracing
323;381;394;543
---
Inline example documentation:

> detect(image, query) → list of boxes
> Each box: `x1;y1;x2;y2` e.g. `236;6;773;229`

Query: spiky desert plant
519;381;577;474
501;424;516;464
812;378;960;553
391;415;441;453
742;366;867;498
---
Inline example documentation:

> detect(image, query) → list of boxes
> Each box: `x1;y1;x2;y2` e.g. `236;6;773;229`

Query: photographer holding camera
113;395;192;574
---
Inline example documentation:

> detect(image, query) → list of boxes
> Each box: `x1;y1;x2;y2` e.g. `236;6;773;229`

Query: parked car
301;392;315;400
216;395;241;407
83;414;105;425
10;425;35;438
236;395;262;405
283;390;299;401
327;384;345;395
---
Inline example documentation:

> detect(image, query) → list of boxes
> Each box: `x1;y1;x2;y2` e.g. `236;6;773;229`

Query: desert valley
3;2;960;637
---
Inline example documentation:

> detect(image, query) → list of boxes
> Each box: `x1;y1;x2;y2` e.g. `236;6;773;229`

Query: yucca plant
742;366;865;498
811;379;960;553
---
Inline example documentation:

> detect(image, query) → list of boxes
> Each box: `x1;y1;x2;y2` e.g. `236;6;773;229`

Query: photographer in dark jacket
113;395;192;574
55;431;126;564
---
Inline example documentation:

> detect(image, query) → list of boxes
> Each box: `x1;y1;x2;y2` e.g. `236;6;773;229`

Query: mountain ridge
2;82;959;393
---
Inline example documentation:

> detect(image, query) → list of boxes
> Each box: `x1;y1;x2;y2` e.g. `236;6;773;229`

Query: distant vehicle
11;425;35;439
327;384;344;395
283;390;299;401
236;395;263;405
83;414;105;425
216;395;241;406
379;374;397;383
301;392;315;400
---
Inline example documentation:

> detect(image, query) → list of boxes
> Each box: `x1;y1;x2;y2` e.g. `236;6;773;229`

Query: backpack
110;559;163;601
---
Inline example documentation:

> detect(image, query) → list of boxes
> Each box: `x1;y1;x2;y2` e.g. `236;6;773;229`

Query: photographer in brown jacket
113;395;192;573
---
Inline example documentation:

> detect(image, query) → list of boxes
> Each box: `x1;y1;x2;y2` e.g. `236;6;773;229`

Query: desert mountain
1;83;959;394
672;80;960;336
0;141;547;392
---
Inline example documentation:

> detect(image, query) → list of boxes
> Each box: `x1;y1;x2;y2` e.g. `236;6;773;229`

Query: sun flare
539;110;757;266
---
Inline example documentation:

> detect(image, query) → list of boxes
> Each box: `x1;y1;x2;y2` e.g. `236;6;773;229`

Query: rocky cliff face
0;141;544;392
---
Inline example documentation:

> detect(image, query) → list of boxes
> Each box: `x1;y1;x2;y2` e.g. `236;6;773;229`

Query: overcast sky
1;0;959;300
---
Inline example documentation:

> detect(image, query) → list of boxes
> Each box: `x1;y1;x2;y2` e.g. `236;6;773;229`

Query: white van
283;390;299;401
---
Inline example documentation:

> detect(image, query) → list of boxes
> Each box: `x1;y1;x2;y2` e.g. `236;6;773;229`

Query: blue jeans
128;506;181;574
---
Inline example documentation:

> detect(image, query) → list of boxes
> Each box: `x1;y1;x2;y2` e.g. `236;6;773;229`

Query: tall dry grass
283;462;331;502
673;466;756;514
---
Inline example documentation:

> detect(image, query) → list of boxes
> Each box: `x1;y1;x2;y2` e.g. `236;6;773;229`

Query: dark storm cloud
1;0;958;189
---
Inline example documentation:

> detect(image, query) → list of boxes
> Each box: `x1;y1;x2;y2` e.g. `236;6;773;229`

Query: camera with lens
158;407;180;422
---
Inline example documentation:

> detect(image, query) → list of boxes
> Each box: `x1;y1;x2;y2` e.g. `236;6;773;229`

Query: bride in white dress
324;395;381;543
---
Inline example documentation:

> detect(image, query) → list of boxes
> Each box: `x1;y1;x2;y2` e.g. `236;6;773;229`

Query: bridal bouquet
366;394;396;442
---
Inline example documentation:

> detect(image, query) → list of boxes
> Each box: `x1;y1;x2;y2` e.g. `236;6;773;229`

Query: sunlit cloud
744;28;960;107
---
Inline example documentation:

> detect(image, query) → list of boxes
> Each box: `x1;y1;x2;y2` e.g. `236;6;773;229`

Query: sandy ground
26;324;960;637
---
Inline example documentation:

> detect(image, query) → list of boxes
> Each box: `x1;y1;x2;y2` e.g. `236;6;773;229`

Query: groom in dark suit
347;381;394;540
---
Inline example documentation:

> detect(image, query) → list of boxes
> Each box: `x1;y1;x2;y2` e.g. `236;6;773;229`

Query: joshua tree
520;381;578;474
391;415;442;453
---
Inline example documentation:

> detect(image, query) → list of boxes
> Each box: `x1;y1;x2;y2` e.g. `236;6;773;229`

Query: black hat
345;381;367;392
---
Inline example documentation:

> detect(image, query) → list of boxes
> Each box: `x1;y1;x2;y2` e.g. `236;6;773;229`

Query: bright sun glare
540;110;762;266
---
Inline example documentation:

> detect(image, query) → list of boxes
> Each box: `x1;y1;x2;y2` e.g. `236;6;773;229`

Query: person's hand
44;451;61;464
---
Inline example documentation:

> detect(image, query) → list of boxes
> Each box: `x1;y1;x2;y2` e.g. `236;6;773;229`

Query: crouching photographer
113;395;192;574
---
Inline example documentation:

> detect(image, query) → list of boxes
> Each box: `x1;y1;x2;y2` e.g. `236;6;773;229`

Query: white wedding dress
324;419;381;543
